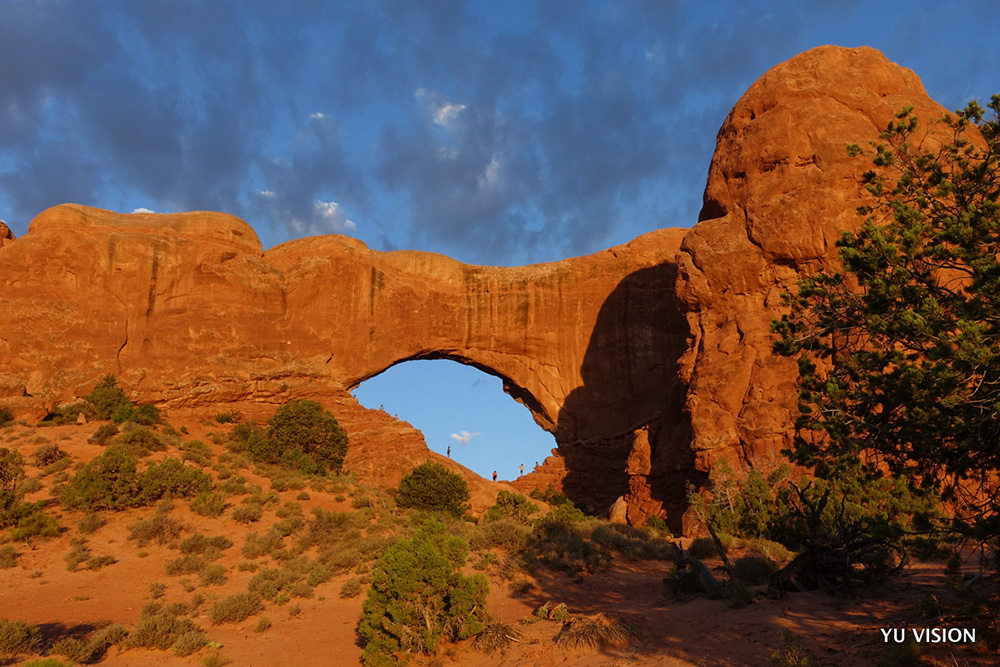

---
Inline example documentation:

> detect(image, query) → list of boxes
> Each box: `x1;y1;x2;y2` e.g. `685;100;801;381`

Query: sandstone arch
0;45;958;528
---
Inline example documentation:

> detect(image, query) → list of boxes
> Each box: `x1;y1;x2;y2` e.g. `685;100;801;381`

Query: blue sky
2;0;997;479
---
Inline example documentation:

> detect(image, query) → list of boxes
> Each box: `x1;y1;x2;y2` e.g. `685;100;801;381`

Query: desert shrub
232;503;264;523
687;535;732;560
644;514;669;531
127;511;182;546
87;423;119;446
300;507;366;548
732;555;779;585
242;530;284;560
127;608;202;650
50;623;128;663
209;593;263;624
483;490;538;524
359;519;488;666
180;533;233;555
253;617;272;633
245;400;349;475
770;630;818;667
469;518;531;552
138;458;212;503
691;460;938;555
64;538;115;571
16;477;41;495
111;402;160;426
0;618;43;656
339;577;363;598
218;477;250;495
190;491;227;518
82;375;131;420
555;613;637;649
10;511;61;542
0;545;18;568
76;512;105;534
248;566;313;601
529;483;572;507
181;440;214;466
473;622;523;655
276;501;303;519
0;408;12;428
58;447;142;510
395;462;470;517
32;443;67;467
113;428;166;458
0;448;29;526
165;554;207;576
214;410;241;424
201;652;233;667
523;515;611;576
199;563;227;586
590;524;675;561
747;537;795;563
23;659;73;667
172;630;207;657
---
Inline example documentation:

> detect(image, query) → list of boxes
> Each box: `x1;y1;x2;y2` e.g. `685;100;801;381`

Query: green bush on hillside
483;490;538;524
58;448;211;511
395;462;470;517
359;519;488;666
245;400;348;475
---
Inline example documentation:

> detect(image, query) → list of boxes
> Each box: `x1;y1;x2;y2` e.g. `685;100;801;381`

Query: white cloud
131;207;155;214
314;200;356;231
479;158;500;188
449;430;480;445
309;112;326;120
260;190;276;198
433;102;466;127
415;88;466;127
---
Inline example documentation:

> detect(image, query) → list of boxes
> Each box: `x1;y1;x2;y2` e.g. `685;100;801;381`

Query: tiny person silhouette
492;470;497;482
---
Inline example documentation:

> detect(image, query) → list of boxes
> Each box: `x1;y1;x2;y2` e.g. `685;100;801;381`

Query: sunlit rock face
674;45;952;485
0;46;955;530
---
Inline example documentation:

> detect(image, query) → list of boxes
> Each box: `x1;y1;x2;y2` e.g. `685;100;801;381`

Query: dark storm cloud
0;0;992;264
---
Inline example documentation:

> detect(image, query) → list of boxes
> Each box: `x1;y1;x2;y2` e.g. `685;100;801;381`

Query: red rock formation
0;45;960;529
675;45;954;478
0;203;687;514
0;220;13;247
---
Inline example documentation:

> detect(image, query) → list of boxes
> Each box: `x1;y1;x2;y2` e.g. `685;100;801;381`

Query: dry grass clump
554;613;637;649
473;622;523;655
0;545;19;569
209;593;264;625
0;618;43;657
126;510;183;546
190;491;227;518
64;538;117;571
165;553;207;576
76;512;105;534
126;607;203;651
179;533;233;556
50;624;128;663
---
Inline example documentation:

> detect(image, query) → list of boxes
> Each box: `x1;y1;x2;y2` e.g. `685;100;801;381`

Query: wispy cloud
449;430;480;445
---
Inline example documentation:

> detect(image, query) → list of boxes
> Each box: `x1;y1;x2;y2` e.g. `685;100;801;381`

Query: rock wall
0;204;688;521
674;45;952;479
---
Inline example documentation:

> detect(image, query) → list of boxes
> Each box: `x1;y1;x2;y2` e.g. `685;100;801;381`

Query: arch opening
350;359;556;482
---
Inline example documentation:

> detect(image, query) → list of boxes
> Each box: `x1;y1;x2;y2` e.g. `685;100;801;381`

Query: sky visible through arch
1;1;997;480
